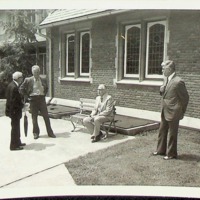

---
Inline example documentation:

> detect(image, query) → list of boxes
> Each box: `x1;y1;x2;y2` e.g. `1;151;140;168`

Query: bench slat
80;98;96;104
71;113;89;119
80;105;94;111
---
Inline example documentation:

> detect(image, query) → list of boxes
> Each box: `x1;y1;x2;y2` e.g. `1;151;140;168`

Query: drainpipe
36;28;53;98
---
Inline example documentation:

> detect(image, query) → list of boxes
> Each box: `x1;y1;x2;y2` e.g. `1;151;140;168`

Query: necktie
165;77;169;87
163;77;169;93
101;97;103;102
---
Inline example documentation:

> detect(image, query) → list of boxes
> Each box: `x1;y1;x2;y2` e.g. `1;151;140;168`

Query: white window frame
80;31;90;76
66;33;75;76
124;24;141;78
145;20;167;79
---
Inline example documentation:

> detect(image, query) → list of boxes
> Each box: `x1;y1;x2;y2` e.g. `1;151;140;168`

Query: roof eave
39;9;131;29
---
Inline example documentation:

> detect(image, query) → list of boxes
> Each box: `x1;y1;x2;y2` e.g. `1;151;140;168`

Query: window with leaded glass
66;34;75;75
146;21;166;78
80;32;90;75
119;20;167;83
124;25;141;77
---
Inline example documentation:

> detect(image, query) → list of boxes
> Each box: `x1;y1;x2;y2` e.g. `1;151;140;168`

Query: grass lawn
65;128;200;186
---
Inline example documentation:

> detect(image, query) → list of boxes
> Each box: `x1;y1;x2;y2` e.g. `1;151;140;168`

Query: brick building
40;9;200;129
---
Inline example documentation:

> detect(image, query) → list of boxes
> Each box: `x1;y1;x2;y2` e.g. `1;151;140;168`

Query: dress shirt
97;94;106;114
13;80;19;87
30;78;44;96
167;72;175;86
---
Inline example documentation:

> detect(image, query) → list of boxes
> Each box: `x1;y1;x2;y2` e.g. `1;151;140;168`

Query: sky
1;0;200;10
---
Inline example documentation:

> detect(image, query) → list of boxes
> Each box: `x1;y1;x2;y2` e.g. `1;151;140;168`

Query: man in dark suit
83;84;115;143
153;60;189;160
5;71;26;151
20;65;56;139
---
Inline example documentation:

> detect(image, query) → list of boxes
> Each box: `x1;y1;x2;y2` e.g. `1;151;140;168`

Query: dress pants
83;115;113;136
30;95;53;135
10;116;21;149
156;112;179;157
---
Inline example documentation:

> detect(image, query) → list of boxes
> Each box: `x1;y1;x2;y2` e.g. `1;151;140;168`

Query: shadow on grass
178;154;200;162
99;134;130;143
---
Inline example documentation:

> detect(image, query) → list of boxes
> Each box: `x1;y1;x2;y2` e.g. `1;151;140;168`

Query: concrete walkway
0;112;134;198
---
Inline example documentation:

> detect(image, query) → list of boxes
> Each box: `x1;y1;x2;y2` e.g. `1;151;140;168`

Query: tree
4;10;37;43
0;10;40;98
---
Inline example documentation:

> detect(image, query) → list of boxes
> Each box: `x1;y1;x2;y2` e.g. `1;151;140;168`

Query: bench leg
113;120;117;134
101;122;110;139
101;119;118;139
102;131;108;139
70;119;76;132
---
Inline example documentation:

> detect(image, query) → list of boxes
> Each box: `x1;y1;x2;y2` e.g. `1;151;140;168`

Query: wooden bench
70;98;117;138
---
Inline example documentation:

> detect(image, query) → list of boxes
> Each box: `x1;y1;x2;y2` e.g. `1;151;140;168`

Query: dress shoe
20;143;26;146
48;133;56;138
163;156;177;160
33;133;39;139
99;131;103;137
10;147;23;151
91;135;101;143
91;131;102;139
152;151;165;156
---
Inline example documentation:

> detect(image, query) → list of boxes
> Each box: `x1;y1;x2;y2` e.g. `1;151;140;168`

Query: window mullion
74;31;79;78
139;20;146;82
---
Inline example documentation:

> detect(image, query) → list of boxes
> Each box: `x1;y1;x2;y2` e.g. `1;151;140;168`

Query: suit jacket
19;76;48;101
91;93;114;117
5;81;24;118
161;74;189;121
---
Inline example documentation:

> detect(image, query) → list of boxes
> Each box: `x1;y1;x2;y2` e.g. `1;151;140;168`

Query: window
29;46;46;75
146;21;166;78
38;53;46;75
66;34;75;76
27;10;36;24
80;32;90;76
124;24;141;78
63;30;91;79
120;20;167;82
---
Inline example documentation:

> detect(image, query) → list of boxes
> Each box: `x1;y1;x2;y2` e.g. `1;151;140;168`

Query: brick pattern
49;11;200;119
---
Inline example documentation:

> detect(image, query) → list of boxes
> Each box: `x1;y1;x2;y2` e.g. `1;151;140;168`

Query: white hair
32;65;40;73
98;84;106;90
12;71;23;80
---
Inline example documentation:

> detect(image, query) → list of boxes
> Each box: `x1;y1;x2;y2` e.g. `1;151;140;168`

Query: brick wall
50;10;200;119
167;11;200;118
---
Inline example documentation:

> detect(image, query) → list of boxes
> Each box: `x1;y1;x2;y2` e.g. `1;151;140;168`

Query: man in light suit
83;84;115;143
20;65;56;139
153;60;189;160
5;71;26;150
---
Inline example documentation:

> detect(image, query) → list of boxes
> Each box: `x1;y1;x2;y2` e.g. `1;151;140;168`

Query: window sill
59;77;92;83
116;79;163;87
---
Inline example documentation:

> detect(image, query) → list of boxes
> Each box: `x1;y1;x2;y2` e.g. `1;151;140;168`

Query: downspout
36;28;53;98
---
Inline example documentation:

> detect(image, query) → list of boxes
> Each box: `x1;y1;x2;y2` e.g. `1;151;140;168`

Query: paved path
0;113;134;198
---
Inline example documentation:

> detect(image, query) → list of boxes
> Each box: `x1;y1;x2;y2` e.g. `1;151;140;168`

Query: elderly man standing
83;84;115;143
5;71;26;150
153;60;189;160
20;65;56;139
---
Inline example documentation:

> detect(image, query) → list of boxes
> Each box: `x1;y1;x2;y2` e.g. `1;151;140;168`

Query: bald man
83;84;115;143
